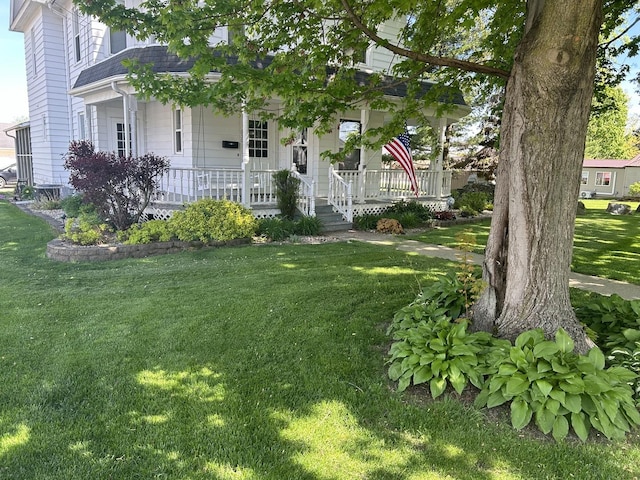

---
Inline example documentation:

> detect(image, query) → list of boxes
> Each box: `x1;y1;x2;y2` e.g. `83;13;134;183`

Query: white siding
23;6;72;185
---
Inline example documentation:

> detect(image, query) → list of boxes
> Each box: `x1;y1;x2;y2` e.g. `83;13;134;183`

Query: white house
9;0;469;222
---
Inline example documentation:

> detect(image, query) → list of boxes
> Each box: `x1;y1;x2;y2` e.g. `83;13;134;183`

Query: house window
174;109;183;154
78;112;86;140
72;8;81;62
110;29;127;54
581;171;588;185
249;120;268;158
116;122;132;157
292;128;308;174
338;119;361;170
595;171;611;186
109;0;126;54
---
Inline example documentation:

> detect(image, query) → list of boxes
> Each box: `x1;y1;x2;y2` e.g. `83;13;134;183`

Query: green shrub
396;212;421;228
60;194;86;218
608;343;640;398
455;191;488;213
388;317;500;395
387;200;433;222
20;185;35;200
273;170;300;220
120;220;174;244
169;199;257;243
574;294;640;353
353;214;381;231
453;182;495;203
293;215;323;236
257;217;295;241
459;205;478;217
62;212;111;246
629;182;640;198
475;328;640;441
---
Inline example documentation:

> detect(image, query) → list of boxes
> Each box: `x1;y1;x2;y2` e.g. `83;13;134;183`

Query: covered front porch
148;165;452;221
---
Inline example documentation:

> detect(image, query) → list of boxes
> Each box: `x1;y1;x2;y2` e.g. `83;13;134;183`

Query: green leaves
473;328;640;442
389;290;640;443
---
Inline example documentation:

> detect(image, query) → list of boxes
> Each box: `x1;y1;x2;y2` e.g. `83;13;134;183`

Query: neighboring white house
9;0;469;220
581;155;640;199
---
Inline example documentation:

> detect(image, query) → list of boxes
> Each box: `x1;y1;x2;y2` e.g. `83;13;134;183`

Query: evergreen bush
169;199;257;243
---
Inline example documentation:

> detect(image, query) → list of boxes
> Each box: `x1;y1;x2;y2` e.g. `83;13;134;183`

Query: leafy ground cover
408;199;640;285
1;200;639;479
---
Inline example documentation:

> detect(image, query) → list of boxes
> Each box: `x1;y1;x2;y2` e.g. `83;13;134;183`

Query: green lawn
1;200;639;479
409;199;640;284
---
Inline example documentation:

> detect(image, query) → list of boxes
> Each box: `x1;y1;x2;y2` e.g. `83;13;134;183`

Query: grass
1;200;640;479
409;199;640;284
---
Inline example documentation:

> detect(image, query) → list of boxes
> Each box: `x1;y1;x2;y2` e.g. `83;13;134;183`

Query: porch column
435;117;447;199
358;108;369;203
129;96;138;157
241;107;251;207
111;82;131;157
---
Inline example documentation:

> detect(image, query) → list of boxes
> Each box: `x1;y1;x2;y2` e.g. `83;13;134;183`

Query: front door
292;128;309;175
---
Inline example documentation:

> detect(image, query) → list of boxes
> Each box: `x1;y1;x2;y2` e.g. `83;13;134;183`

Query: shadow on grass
0;200;637;479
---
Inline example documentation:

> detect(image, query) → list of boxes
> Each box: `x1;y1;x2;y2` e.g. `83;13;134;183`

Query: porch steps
313;204;353;233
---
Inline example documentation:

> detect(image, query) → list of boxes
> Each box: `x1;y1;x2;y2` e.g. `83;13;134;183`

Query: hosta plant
608;342;640;399
388;318;501;397
475;328;640;442
574;294;640;348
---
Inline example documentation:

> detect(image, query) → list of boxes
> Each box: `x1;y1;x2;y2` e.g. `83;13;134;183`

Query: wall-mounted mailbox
222;140;239;149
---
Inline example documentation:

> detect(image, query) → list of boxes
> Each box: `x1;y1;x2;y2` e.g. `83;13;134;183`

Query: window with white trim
109;0;127;54
581;171;588;185
595;171;611;186
174;109;183;154
116;122;131;157
109;29;127;54
72;8;81;62
78;112;86;140
249;120;268;158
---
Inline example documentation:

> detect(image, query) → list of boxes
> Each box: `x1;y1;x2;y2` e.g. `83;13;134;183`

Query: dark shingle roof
73;46;196;88
73;46;466;106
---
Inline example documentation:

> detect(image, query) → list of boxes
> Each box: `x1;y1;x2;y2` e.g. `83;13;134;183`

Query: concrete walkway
332;230;640;300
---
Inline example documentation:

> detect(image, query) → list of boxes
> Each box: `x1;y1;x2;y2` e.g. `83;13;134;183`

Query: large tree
79;0;639;352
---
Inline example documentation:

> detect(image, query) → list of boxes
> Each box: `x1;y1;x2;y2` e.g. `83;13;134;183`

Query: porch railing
291;170;316;217
246;170;277;205
328;167;353;222
337;169;451;201
153;167;244;204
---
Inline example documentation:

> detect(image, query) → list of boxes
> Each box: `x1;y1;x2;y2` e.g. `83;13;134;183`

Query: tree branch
599;15;640;49
339;0;511;80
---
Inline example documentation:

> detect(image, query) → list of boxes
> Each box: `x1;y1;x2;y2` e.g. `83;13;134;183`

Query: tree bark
473;0;602;353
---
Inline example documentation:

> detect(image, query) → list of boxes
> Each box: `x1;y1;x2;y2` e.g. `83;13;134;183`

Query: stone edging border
46;238;250;262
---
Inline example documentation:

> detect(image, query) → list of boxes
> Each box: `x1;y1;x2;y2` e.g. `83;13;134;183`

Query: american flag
384;126;419;197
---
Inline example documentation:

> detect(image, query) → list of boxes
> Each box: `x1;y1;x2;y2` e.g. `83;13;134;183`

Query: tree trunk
473;0;602;353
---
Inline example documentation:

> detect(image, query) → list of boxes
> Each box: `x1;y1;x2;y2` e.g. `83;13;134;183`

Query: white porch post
241;107;251;207
111;82;131;157
129;96;138;157
435;117;447;199
358;108;369;203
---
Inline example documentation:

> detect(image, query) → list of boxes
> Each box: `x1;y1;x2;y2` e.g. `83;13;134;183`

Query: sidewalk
332;230;640;300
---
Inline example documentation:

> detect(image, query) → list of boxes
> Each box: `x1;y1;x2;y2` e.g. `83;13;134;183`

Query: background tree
585;86;638;159
78;0;640;351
